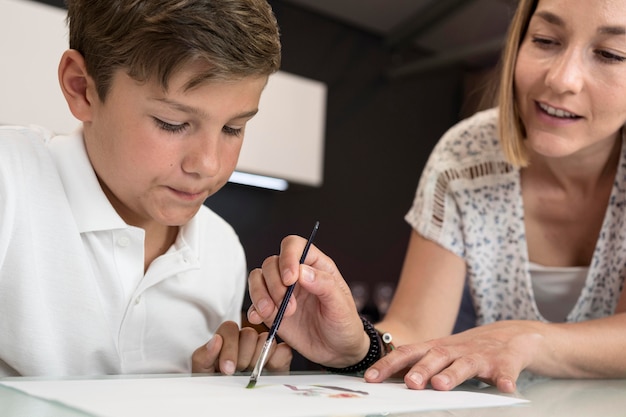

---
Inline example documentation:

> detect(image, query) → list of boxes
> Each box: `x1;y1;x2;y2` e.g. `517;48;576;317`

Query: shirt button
134;296;142;305
117;236;130;247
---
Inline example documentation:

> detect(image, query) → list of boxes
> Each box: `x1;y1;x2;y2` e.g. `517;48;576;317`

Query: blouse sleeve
404;136;466;259
404;108;505;260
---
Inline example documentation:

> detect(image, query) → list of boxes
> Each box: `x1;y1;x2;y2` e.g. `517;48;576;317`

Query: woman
247;0;626;392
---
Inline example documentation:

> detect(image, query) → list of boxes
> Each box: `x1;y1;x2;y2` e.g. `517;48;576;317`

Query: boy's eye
223;126;243;137
153;117;188;134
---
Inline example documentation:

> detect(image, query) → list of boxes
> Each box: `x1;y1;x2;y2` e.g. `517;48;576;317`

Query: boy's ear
58;49;97;122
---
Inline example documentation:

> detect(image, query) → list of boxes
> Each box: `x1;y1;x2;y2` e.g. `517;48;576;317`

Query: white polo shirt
0;125;246;377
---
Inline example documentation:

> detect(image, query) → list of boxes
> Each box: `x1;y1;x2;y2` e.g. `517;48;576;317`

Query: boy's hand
247;235;369;368
191;321;292;374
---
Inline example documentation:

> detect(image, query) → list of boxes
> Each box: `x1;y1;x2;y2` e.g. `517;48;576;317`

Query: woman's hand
191;321;292;374
365;320;547;393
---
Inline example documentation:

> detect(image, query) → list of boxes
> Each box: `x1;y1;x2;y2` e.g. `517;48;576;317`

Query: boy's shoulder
0;124;57;163
0;124;55;149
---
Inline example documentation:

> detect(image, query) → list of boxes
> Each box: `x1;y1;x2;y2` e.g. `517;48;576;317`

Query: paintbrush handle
266;283;295;341
247;221;319;387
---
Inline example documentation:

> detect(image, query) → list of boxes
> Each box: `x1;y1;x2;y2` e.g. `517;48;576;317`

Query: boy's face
82;63;267;229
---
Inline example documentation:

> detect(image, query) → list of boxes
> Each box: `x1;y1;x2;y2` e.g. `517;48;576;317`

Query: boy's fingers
214;321;241;375
237;328;263;371
264;342;293;372
191;334;223;373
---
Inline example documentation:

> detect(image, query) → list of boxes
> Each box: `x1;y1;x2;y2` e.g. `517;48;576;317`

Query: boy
0;0;290;377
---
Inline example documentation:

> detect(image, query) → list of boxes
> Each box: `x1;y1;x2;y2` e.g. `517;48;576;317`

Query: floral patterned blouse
405;107;625;325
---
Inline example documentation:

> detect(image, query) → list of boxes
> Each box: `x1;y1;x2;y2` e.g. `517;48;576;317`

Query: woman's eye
596;49;626;63
531;36;556;49
153;117;188;134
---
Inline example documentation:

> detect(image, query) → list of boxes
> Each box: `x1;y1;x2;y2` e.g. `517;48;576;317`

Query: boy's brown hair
65;0;281;101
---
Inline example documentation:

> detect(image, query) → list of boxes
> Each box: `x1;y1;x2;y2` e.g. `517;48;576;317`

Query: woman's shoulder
451;107;499;134
431;107;503;164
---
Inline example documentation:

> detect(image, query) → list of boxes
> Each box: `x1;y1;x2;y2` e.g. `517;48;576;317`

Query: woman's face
514;0;626;159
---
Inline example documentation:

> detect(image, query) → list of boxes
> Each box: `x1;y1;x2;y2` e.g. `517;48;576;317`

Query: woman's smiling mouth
538;102;581;119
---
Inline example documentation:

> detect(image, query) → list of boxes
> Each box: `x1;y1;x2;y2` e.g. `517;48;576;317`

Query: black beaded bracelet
323;316;382;374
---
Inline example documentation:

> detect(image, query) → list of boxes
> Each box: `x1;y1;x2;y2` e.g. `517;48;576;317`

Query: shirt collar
47;129;127;233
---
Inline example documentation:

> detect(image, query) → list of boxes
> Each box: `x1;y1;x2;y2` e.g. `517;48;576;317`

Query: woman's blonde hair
497;0;538;167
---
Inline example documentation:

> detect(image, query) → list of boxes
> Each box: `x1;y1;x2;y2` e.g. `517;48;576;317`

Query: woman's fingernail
436;374;450;387
408;372;423;386
364;368;379;380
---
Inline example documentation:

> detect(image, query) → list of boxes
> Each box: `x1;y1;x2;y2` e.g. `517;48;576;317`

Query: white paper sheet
1;374;528;417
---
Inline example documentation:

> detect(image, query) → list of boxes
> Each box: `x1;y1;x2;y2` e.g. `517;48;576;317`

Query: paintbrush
246;221;319;388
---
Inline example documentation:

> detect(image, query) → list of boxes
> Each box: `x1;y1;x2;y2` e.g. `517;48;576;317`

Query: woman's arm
366;305;626;393
376;230;467;345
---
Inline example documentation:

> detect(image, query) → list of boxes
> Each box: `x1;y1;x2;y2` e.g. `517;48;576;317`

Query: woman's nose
545;48;584;95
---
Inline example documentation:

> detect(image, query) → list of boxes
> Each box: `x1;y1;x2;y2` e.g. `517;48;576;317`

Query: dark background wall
34;0;492;369
211;1;473;306
207;3;488;372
